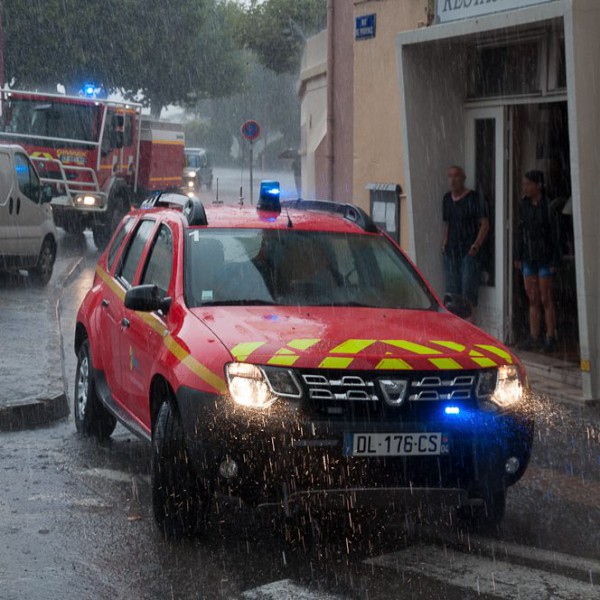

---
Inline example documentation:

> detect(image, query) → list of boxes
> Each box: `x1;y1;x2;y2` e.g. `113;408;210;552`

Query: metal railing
30;156;102;198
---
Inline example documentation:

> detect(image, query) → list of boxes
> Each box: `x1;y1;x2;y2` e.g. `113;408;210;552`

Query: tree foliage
2;0;244;116
231;0;327;74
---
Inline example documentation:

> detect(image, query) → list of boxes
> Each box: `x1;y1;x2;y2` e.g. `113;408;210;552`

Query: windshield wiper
200;299;279;307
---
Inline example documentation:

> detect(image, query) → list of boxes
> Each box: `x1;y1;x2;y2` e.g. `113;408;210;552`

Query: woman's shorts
522;261;553;279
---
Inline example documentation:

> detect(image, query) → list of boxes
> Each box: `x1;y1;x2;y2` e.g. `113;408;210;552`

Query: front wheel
28;238;56;286
92;192;130;251
74;339;116;440
152;401;210;540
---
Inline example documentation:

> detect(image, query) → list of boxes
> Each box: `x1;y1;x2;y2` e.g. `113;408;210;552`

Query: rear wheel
152;401;210;540
74;339;116;440
28;237;56;286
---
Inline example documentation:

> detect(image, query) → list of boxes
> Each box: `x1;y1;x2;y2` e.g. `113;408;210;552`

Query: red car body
75;195;533;533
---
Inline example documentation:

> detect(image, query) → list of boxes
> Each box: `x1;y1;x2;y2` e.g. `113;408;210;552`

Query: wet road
1;233;600;599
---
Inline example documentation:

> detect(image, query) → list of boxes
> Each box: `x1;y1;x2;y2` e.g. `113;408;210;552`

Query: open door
465;107;508;342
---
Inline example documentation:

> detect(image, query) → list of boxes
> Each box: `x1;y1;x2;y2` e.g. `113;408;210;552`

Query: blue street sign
241;120;261;142
355;14;376;41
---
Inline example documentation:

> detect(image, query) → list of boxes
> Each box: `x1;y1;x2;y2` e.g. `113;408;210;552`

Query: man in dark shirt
442;166;490;320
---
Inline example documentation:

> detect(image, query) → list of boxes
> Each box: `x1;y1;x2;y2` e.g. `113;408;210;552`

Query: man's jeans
443;253;481;307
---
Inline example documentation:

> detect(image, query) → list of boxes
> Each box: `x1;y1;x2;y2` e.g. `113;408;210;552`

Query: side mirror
41;184;53;204
443;293;473;320
124;284;171;314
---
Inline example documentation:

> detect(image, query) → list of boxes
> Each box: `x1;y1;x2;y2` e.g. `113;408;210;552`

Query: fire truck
0;90;185;249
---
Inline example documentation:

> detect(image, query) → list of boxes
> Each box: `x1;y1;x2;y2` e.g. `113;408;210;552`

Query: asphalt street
0;230;599;599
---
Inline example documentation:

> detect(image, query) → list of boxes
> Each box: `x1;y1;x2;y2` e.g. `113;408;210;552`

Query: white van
0;145;57;285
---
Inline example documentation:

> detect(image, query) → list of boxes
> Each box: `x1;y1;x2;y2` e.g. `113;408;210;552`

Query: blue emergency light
257;180;281;213
83;83;95;97
444;406;460;416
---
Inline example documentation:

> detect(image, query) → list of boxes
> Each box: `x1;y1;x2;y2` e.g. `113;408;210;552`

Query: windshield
0;99;99;142
185;228;435;310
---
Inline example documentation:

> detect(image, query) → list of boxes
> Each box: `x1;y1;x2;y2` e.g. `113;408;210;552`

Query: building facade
298;0;354;203
396;0;600;401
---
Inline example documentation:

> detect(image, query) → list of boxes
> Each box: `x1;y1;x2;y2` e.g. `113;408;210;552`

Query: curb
0;255;84;432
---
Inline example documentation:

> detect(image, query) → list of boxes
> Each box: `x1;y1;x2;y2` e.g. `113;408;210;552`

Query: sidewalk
0;255;82;430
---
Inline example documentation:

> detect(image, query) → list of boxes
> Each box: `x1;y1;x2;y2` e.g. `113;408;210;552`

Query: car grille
297;369;480;421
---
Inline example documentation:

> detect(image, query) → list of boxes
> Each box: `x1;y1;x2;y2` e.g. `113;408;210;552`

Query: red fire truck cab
0;90;184;249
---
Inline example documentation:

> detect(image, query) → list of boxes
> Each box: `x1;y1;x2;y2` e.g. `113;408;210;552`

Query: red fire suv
74;184;533;538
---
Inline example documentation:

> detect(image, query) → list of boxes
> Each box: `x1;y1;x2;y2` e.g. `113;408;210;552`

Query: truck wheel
62;216;86;235
457;488;506;531
28;238;56;286
92;190;130;251
74;340;116;440
152;401;209;540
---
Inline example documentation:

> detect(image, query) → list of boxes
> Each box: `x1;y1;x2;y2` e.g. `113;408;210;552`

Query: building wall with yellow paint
352;0;429;249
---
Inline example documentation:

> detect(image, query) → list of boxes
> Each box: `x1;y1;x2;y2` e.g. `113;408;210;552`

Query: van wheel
74;339;116;440
29;238;56;286
152;401;209;540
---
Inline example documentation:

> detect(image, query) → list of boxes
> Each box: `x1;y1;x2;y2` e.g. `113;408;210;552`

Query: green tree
232;0;327;74
2;0;244;117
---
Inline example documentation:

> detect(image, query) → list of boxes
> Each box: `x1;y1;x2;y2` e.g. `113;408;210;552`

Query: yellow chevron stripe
431;340;466;352
375;358;413;370
471;357;498;368
383;340;443;355
287;338;321;351
230;342;266;361
330;339;376;354
429;358;463;370
475;344;513;364
319;357;353;369
268;355;299;367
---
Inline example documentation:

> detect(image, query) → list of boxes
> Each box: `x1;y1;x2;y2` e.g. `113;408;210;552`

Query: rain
1;1;599;599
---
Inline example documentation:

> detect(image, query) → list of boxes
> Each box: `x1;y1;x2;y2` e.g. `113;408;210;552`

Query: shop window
468;41;540;98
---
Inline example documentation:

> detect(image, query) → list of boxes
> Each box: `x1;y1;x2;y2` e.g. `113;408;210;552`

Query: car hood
190;306;516;372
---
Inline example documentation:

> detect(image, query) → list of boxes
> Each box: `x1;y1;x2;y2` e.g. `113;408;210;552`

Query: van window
15;153;40;202
0;152;12;201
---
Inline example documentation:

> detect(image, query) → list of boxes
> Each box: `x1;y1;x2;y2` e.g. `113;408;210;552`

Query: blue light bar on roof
257;180;281;213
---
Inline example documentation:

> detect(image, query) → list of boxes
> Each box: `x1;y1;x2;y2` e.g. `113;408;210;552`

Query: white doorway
465;107;508;342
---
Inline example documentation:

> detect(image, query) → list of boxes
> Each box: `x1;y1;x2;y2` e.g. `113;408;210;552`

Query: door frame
465;106;509;342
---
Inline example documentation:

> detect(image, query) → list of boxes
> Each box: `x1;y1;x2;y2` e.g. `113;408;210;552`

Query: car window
15;153;40;202
107;216;135;271
141;224;174;296
118;220;155;285
0;152;12;202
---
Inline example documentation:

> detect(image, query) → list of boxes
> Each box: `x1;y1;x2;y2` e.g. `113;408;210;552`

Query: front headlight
225;363;301;409
477;365;523;409
74;194;104;208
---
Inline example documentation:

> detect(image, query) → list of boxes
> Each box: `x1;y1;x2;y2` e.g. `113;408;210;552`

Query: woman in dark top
514;170;560;353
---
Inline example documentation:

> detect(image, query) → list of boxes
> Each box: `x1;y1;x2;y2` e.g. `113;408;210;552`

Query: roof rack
281;199;378;233
140;191;190;210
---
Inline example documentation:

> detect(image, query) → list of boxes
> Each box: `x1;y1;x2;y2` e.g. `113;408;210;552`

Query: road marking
240;579;341;599
365;544;597;599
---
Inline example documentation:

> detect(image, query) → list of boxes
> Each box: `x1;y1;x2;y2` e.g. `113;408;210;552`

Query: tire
28;237;56;286
74;339;117;440
62;216;86;235
457;487;506;531
92;189;130;251
152;401;209;540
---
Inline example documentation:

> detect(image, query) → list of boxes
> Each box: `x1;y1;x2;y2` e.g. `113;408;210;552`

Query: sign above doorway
436;0;556;24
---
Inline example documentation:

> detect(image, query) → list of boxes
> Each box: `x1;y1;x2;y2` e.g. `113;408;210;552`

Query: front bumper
176;386;534;508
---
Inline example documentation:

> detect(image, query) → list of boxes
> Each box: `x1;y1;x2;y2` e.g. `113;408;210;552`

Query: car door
120;222;174;428
0;150;17;258
13;152;44;262
107;218;156;408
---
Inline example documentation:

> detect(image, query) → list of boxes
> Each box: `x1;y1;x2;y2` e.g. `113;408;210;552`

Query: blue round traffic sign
241;120;261;142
